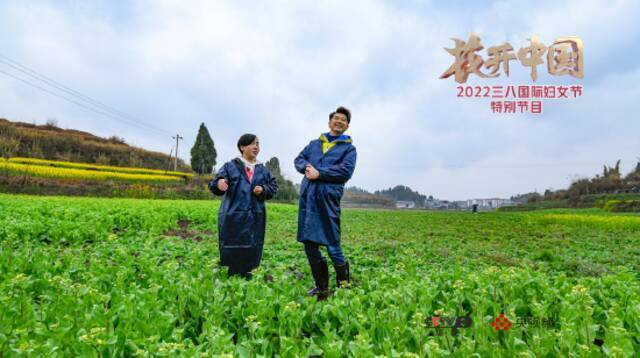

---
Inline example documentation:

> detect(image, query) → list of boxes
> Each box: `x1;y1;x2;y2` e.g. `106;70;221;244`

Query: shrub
603;200;640;212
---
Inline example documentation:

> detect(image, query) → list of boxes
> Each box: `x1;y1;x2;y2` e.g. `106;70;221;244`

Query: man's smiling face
328;113;349;135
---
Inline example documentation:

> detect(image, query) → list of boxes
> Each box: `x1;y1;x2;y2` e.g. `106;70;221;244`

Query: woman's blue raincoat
209;158;278;273
294;133;357;247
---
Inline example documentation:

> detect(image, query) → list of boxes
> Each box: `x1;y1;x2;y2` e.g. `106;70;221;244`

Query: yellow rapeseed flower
571;284;588;295
8;157;192;178
1;161;181;183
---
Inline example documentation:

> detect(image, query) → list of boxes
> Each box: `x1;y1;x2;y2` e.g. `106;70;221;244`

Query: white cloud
1;0;639;200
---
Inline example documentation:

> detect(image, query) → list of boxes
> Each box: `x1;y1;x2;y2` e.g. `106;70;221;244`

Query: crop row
0;159;183;183
6;157;193;178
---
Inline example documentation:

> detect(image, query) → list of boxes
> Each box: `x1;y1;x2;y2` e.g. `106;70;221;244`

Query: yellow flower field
7;157;192;178
539;212;640;229
0;160;183;183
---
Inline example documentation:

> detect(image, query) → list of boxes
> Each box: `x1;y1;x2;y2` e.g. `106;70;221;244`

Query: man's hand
217;179;229;192
253;185;264;196
305;164;320;180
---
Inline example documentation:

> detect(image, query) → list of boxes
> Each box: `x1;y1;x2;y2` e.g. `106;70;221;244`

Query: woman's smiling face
241;138;260;160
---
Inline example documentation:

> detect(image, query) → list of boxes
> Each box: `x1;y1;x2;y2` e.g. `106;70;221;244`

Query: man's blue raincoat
294;133;357;247
209;158;278;273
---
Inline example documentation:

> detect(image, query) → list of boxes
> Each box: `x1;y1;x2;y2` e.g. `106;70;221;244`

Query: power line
0;69;157;132
0;54;171;136
0;55;140;125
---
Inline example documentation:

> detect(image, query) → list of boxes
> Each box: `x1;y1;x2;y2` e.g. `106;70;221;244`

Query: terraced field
0;158;190;183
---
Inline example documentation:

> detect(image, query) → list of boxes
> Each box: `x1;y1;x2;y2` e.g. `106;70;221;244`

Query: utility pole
172;134;183;171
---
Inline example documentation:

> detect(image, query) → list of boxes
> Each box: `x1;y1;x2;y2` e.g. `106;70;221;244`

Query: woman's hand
253;186;264;196
217;179;229;192
305;164;320;180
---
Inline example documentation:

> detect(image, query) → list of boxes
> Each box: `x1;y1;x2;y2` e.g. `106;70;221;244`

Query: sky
1;0;638;200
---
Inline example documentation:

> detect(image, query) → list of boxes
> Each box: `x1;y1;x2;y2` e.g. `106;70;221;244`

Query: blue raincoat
294;133;357;246
209;158;278;273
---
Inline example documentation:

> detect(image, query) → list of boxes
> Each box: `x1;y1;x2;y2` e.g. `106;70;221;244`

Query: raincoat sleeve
317;146;357;184
258;169;278;201
294;143;312;174
209;163;230;196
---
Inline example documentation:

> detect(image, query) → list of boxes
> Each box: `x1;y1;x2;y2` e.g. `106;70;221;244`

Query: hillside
343;186;395;208
0;118;190;171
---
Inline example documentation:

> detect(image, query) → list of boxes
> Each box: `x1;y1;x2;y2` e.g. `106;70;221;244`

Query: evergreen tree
190;123;217;175
265;156;299;201
265;157;281;175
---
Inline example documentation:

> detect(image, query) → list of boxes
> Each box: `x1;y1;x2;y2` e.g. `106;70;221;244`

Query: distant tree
0;135;20;158
345;186;371;194
45;118;58;128
190;123;217;175
107;135;126;145
265;157;281;175
265;156;298;201
342;191;395;208
603;160;621;180
375;185;427;207
625;160;640;185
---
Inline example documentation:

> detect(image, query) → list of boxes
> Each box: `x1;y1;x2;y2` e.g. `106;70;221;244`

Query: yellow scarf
319;133;352;154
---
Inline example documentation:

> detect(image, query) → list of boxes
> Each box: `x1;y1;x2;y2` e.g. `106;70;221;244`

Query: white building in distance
395;200;416;209
466;198;513;209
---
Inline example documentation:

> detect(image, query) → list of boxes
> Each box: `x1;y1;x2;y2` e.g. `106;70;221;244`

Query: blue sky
1;0;638;200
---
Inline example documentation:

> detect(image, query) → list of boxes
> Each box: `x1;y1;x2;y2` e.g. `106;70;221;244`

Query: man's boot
334;260;350;288
307;259;330;301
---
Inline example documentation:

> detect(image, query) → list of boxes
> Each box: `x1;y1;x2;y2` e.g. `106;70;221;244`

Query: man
294;106;357;300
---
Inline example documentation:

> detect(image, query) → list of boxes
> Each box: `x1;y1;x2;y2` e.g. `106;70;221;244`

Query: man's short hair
329;106;351;123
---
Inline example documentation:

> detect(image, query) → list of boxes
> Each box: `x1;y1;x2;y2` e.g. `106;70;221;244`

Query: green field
1;194;639;356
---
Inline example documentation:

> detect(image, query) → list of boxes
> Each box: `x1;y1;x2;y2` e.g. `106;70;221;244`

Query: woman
209;134;278;278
